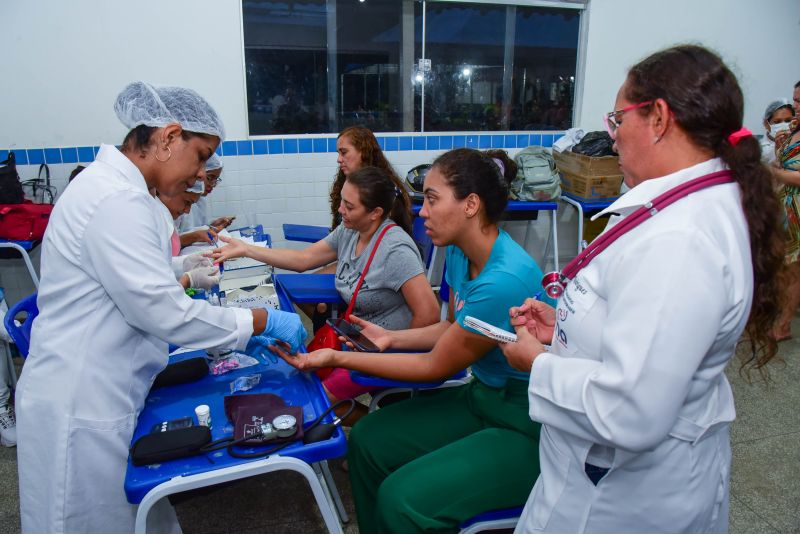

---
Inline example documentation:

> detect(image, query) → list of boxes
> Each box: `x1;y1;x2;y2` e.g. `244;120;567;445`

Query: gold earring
155;146;172;163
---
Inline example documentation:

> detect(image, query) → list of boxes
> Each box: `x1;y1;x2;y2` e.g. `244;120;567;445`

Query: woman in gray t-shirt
211;166;440;419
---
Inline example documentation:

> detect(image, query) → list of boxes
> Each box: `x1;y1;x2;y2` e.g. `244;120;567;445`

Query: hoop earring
154;146;172;163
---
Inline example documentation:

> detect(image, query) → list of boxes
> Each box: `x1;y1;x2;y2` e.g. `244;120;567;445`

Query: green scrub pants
347;378;541;534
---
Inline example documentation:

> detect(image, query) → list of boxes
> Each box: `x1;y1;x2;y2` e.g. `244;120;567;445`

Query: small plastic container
195;404;211;428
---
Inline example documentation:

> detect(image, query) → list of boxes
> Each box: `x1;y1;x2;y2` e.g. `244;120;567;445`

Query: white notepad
464;316;517;343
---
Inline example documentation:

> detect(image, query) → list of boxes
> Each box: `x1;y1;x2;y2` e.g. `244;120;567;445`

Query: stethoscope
540;170;735;300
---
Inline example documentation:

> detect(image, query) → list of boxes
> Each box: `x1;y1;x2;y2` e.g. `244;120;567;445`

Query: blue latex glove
262;308;306;353
245;335;279;364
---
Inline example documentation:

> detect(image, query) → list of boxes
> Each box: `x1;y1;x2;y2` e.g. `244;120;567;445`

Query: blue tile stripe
4;132;565;165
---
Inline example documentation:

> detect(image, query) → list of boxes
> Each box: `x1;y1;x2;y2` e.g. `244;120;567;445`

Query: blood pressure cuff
152;357;208;389
224;393;303;445
130;426;212;466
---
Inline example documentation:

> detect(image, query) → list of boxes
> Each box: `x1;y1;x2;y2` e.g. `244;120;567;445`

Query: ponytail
718;136;784;373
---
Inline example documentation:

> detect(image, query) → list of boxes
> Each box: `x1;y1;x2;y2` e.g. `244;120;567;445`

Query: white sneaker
0;405;16;447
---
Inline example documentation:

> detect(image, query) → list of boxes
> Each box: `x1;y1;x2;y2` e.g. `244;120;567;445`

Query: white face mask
770;121;791;135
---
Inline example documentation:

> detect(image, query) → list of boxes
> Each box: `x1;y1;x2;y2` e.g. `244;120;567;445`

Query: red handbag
0;200;54;240
308;223;396;379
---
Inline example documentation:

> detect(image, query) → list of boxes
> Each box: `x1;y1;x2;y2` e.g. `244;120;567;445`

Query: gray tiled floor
1;334;798;533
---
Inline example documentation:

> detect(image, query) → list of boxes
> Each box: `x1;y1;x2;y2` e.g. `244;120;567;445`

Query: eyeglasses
603;100;654;139
207;176;222;186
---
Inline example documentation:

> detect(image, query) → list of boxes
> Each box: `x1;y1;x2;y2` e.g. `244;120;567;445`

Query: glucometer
326;318;381;352
150;417;194;434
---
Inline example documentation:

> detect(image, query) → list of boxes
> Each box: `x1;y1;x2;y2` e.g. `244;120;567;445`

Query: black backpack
0;152;25;204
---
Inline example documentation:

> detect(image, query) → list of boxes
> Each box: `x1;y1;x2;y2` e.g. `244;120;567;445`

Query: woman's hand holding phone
337;315;391;352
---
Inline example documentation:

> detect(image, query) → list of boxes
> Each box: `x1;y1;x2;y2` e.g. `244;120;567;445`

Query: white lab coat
15;145;254;534
517;159;751;533
177;195;208;232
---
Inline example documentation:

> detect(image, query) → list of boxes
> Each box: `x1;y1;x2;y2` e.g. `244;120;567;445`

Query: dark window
243;1;580;135
415;3;579;132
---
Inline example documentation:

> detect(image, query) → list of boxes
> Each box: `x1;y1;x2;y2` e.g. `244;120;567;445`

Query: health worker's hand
509;298;556;344
500;323;545;373
341;315;391;352
775;130;791;148
182;252;213;272
185;265;221;290
245;334;279;362
183;227;217;246
270;343;336;372
207;235;248;264
262;308;306;353
209;216;236;231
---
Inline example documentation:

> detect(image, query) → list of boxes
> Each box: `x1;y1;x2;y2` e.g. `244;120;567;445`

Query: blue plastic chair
459;506;523;533
4;293;38;358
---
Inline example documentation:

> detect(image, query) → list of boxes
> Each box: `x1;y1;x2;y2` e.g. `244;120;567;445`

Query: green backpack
510;146;561;201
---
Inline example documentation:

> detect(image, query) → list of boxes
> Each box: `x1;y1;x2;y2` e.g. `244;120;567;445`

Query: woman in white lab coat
14;81;306;534
501;45;784;533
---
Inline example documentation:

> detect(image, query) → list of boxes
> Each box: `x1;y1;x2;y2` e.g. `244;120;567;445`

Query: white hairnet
205;153;223;171
114;81;225;140
764;98;793;121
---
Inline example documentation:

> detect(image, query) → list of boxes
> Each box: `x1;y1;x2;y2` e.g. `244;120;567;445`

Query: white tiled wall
0;151;582;306
206;148;580;265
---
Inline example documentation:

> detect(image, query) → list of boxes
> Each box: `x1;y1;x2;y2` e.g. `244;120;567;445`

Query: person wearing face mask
760;99;794;165
14;81;306;534
157;181;221;291
772;84;800;341
177;154;234;234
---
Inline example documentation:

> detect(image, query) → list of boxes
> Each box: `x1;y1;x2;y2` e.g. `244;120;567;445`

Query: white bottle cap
195;404;211;427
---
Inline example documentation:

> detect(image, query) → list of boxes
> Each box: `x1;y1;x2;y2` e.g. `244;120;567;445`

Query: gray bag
510;146;561;201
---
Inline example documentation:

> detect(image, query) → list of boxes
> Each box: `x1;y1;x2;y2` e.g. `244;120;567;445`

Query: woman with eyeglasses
177;154;235;236
502;45;783;533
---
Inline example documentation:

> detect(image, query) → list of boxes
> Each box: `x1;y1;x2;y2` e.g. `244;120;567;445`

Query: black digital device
326;318;381;352
151;417;194;434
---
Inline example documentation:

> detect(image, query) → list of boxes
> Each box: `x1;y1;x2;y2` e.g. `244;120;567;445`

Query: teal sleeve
456;273;520;335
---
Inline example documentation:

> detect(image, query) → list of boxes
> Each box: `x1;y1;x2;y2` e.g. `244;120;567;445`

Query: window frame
238;0;588;138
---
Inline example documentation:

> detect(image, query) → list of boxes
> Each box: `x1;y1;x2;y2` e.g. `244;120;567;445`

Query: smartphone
150;417;194;434
326;318;381;352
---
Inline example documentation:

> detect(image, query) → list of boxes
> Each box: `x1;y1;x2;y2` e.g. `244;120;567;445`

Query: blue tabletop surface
282;224;330;243
562;192;617;212
124;350;346;504
273;273;343;305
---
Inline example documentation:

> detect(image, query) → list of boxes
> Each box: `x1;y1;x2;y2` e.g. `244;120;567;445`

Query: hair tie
394;186;402;198
491;157;505;177
727;127;752;146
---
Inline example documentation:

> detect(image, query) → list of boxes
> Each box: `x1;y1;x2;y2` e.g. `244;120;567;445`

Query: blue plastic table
560;192;618;253
124;349;348;533
0;239;39;288
273;273;343;306
282;224;330;243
